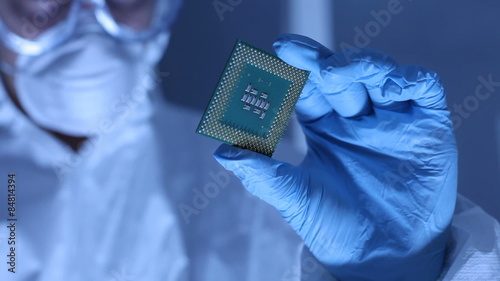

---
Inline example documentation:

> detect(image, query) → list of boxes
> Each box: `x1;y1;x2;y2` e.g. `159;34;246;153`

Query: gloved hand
214;34;458;281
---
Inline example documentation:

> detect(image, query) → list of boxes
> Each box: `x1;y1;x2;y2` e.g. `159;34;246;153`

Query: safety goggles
0;0;182;56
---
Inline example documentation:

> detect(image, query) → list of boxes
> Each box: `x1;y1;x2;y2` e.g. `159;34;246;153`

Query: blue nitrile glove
214;34;457;281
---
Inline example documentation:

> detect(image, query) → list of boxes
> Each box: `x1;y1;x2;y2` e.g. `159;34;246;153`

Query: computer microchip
197;40;310;156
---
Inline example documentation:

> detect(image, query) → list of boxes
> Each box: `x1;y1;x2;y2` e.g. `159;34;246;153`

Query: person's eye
106;0;156;31
0;0;72;39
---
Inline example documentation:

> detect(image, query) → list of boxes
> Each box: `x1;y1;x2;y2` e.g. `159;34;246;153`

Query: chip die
196;40;310;156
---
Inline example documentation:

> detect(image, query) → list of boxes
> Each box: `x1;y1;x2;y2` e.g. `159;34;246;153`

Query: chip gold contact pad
197;40;310;156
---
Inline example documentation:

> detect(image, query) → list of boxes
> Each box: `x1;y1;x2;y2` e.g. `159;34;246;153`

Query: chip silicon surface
197;40;310;156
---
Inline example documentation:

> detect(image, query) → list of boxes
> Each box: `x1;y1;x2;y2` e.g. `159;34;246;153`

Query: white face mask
12;26;169;136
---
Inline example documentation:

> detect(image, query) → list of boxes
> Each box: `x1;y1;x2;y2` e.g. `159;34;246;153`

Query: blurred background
160;0;500;221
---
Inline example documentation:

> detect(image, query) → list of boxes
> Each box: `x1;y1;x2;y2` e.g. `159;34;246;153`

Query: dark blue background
160;0;500;221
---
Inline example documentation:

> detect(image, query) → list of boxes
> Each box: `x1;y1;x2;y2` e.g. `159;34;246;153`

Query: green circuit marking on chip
196;40;310;156
222;63;292;138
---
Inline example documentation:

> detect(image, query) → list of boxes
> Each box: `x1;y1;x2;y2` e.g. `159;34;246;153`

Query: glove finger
274;36;398;118
366;87;409;111
273;33;334;76
322;47;397;89
381;65;448;110
321;82;372;118
294;82;332;122
273;34;337;121
213;144;306;214
273;34;370;119
321;48;399;112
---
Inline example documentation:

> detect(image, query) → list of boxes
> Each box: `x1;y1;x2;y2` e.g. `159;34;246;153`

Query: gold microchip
197;40;310;156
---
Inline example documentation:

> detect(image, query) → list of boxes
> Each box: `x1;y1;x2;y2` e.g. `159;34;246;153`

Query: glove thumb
214;144;306;215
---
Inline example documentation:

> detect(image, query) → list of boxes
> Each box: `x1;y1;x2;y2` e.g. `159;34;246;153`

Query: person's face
0;0;166;147
0;0;157;62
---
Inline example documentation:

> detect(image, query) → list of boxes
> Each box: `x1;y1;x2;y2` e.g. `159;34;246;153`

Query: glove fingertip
273;33;333;74
214;144;267;173
213;144;244;169
214;143;241;159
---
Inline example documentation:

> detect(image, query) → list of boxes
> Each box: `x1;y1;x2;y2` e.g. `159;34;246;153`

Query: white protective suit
0;51;498;281
0;72;336;280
